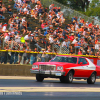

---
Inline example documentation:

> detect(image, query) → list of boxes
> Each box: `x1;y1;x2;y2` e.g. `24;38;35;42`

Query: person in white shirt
72;37;78;44
75;23;79;31
15;34;21;43
62;39;67;47
49;35;54;44
4;33;10;42
17;0;22;4
24;34;32;41
49;4;53;11
23;7;29;15
56;12;60;19
22;17;26;23
85;21;89;26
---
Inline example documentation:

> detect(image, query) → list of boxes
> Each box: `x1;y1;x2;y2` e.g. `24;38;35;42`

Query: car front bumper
30;69;65;76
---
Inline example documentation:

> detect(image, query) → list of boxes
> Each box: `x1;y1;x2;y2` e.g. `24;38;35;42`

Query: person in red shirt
78;49;82;55
88;22;92;28
70;33;74;41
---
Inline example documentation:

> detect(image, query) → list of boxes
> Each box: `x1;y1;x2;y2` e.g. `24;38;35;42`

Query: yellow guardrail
0;50;99;58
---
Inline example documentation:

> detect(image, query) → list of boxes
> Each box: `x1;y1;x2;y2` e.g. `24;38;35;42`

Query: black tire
36;74;44;82
87;73;96;84
60;76;65;83
65;71;73;83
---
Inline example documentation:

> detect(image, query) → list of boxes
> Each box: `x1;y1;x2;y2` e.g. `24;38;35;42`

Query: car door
74;57;92;78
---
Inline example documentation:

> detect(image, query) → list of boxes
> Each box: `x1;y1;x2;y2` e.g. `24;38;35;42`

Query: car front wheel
87;73;96;84
60;76;65;83
65;71;73;83
36;74;44;82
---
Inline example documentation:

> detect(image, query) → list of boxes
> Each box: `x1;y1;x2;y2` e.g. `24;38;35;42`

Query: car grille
39;65;56;71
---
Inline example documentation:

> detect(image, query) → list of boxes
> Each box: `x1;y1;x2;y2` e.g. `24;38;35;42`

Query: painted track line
0;76;100;82
0;87;100;92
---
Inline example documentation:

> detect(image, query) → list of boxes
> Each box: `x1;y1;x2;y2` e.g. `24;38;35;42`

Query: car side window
78;58;88;64
97;60;100;66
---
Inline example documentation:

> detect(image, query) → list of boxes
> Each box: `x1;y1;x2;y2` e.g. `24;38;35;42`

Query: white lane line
0;76;59;80
0;87;100;92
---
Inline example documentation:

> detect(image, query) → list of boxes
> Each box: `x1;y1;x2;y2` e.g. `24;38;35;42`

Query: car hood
33;62;77;67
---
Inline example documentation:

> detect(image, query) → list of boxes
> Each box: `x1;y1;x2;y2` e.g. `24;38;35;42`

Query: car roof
56;55;85;58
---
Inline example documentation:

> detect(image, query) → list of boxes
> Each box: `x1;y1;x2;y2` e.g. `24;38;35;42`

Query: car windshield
50;56;77;64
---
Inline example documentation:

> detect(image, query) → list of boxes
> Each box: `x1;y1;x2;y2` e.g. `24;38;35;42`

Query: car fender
64;69;75;76
88;71;97;78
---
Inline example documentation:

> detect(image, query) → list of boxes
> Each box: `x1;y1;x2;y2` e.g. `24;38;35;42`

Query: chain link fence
53;44;69;54
41;0;100;25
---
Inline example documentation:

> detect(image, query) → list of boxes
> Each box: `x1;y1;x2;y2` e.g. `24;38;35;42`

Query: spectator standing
18;43;24;64
23;47;27;64
0;45;9;64
26;46;31;64
30;48;38;65
14;45;19;64
41;48;46;62
45;48;51;62
10;46;15;64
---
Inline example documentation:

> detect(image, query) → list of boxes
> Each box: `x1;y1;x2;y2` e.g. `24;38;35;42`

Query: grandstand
0;0;100;65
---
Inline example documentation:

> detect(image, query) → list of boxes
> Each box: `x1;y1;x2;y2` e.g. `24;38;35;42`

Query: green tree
55;0;90;12
85;0;100;17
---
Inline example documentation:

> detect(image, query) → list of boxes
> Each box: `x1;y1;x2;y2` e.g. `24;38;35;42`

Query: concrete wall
0;64;35;76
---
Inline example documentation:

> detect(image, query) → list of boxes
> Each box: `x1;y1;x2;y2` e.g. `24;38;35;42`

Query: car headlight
32;65;38;69
57;66;63;70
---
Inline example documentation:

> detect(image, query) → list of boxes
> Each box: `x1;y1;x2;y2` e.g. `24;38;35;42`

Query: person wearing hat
2;23;7;32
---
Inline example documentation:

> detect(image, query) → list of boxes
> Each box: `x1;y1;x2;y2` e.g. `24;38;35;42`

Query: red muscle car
30;55;100;84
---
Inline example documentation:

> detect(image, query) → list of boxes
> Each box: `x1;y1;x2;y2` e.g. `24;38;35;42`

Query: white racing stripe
66;66;95;70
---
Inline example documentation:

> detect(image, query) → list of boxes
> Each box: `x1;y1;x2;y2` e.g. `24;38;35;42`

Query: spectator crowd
0;0;100;65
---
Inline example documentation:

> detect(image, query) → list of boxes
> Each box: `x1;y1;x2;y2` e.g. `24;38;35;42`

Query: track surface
0;76;100;100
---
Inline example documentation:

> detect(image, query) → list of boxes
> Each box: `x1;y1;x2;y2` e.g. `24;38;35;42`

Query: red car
30;55;100;84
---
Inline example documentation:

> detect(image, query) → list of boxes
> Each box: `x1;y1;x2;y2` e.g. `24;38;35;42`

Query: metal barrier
0;49;100;65
0;50;56;65
53;44;69;54
40;0;100;25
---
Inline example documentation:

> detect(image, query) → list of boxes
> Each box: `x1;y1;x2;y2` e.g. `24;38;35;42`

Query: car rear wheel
36;74;44;82
65;71;73;83
87;73;96;84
